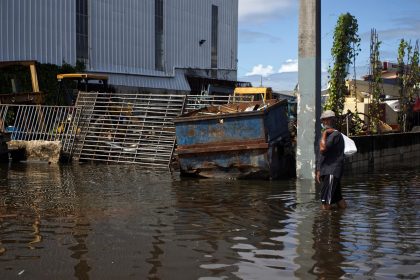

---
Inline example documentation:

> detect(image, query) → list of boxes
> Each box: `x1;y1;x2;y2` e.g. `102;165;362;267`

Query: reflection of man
316;110;347;210
310;210;346;278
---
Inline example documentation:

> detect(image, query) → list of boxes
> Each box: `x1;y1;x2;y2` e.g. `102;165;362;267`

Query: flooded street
0;163;419;279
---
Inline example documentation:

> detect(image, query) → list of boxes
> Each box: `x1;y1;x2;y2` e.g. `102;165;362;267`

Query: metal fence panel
73;92;186;167
0;105;77;142
0;94;245;167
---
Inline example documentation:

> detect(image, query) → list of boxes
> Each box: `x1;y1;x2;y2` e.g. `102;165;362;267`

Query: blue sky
237;0;420;89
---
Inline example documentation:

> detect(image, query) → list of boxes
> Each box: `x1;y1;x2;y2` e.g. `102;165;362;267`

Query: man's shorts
320;175;343;205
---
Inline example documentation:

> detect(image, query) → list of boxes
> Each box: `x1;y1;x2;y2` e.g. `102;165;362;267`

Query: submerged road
0;163;419;279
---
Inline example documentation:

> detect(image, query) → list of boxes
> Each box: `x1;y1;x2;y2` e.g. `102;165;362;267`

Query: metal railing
0;105;77;143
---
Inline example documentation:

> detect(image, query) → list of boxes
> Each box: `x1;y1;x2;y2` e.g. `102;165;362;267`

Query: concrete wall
345;132;420;173
8;140;62;164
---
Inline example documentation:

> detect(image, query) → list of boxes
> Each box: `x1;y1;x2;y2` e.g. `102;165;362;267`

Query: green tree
368;29;382;134
397;39;419;131
0;60;86;105
325;13;361;118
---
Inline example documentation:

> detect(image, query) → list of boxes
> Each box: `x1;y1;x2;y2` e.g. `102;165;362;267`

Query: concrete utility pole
297;0;321;179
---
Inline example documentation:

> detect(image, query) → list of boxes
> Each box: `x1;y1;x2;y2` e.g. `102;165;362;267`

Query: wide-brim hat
320;110;335;119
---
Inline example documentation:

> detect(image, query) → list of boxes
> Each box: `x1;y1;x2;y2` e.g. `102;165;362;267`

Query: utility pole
297;0;321;179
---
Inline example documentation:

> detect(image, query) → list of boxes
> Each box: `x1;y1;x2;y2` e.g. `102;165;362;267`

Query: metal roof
107;70;191;92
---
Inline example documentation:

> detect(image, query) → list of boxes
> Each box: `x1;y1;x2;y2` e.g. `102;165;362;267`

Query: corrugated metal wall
0;0;76;65
89;0;155;74
1;0;238;85
166;0;238;72
89;0;238;76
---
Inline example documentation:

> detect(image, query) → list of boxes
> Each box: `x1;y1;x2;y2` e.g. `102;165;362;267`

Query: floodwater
0;163;419;280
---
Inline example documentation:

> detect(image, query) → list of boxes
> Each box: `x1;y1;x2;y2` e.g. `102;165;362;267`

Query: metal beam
297;0;321;179
29;63;40;93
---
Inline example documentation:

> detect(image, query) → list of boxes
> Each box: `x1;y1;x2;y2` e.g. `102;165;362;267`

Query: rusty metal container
173;100;293;179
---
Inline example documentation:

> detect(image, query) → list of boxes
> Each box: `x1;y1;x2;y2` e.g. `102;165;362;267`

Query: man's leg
320;175;334;210
337;199;347;209
334;179;346;209
321;204;332;210
321;175;347;210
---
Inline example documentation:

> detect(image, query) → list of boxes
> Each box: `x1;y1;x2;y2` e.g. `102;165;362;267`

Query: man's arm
316;170;321;183
319;128;335;153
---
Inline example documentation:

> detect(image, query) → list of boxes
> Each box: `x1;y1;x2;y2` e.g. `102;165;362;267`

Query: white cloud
238;0;295;23
278;59;298;73
246;64;275;77
245;59;328;79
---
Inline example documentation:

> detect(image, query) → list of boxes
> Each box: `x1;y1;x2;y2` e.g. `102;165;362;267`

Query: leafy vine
368;29;382;133
397;39;419;131
325;13;361;120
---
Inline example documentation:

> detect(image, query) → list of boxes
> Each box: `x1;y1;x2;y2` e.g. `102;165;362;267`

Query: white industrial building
0;0;239;93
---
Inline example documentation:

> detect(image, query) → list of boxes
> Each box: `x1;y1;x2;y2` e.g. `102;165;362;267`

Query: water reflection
310;210;345;279
0;164;69;277
0;163;418;279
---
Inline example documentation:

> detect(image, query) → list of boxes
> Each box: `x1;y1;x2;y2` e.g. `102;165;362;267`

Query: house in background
344;61;410;130
0;0;239;94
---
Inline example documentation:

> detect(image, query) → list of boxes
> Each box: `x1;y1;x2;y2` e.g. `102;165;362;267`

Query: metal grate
0;104;77;143
70;92;99;160
73;92;186;167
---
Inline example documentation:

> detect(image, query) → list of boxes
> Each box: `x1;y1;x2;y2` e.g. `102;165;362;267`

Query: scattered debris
186;100;277;117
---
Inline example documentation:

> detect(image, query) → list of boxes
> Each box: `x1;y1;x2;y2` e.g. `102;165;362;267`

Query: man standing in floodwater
316;110;347;210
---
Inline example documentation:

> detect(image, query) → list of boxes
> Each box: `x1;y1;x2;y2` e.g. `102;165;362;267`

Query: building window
211;5;218;69
76;0;89;64
155;0;164;71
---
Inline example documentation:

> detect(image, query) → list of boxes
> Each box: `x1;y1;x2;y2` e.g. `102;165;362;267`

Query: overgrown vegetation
397;39;420;131
0;61;85;105
368;29;383;133
325;13;361;118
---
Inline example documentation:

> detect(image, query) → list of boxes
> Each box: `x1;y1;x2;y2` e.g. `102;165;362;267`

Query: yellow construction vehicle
57;73;109;105
233;87;273;102
0;60;44;104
